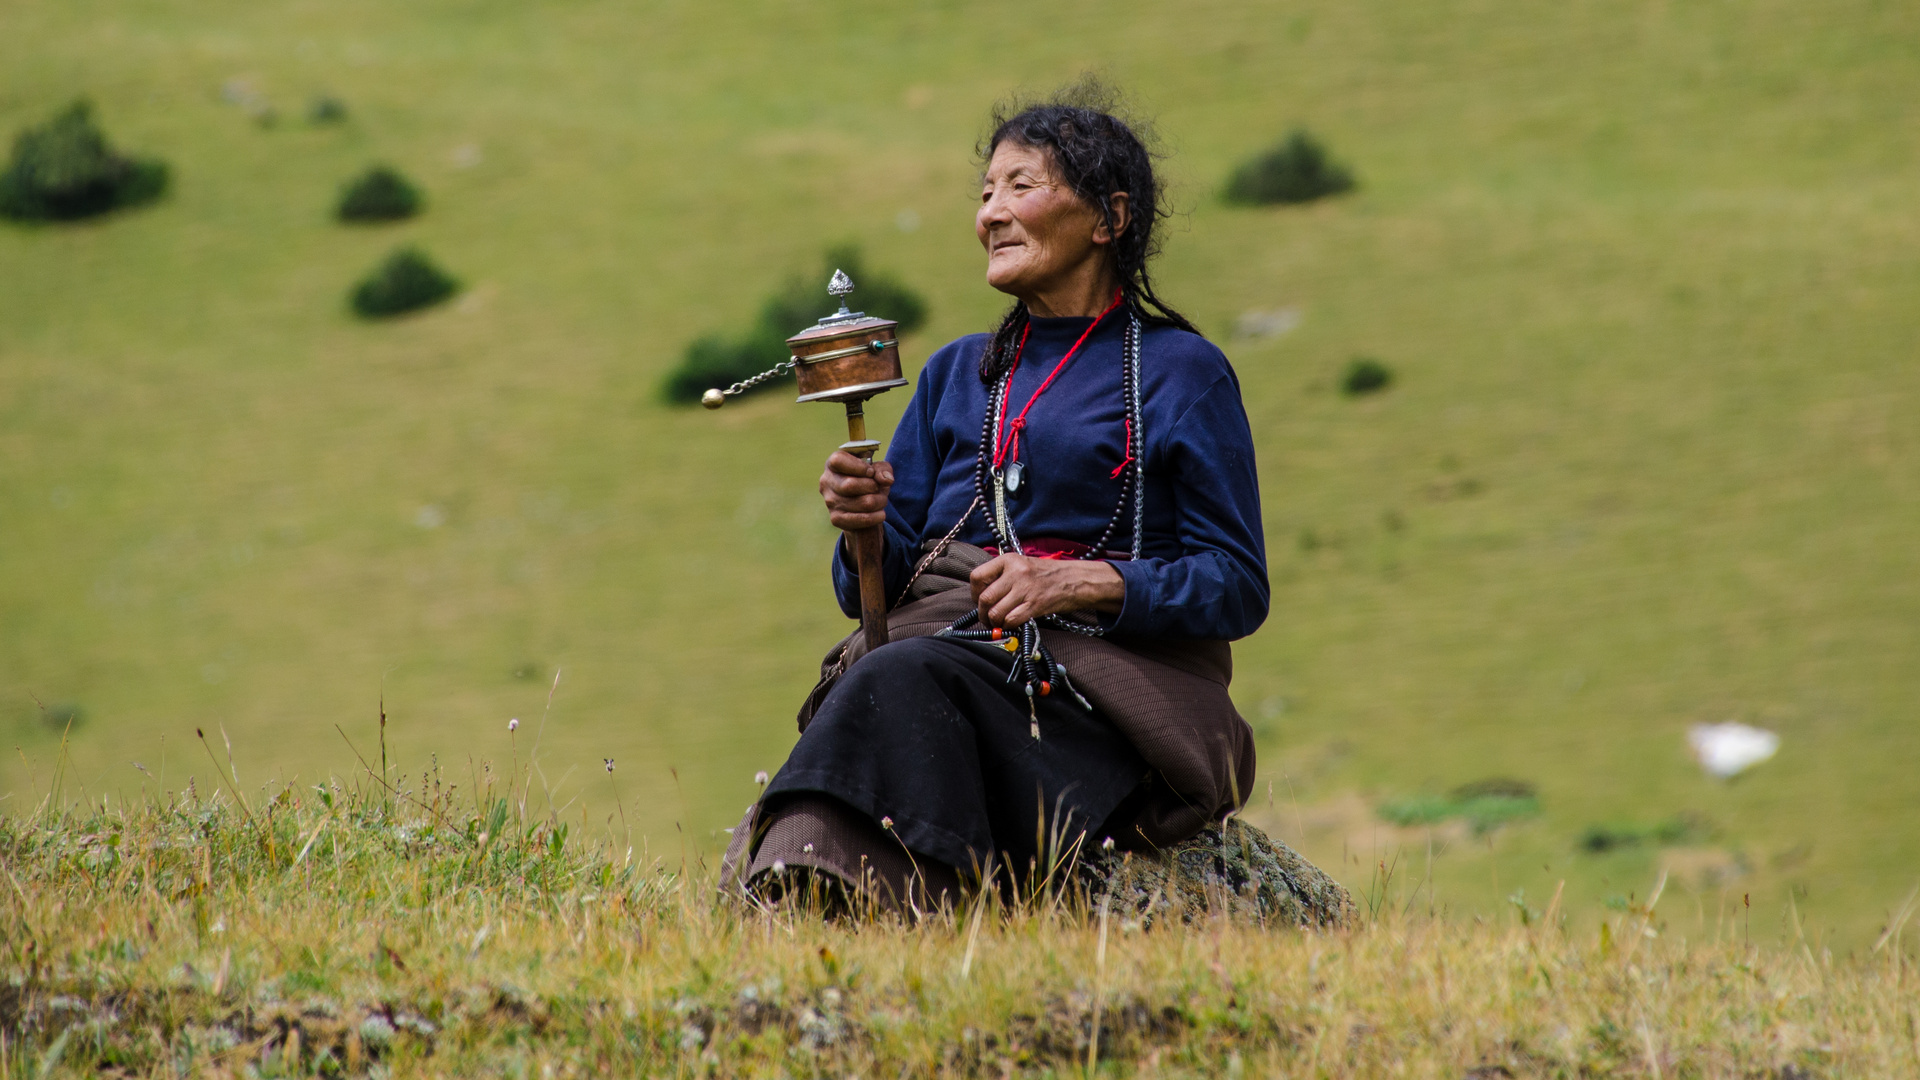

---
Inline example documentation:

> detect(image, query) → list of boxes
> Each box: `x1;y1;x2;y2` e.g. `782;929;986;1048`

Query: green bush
350;247;459;318
1579;814;1708;853
337;165;422;223
1224;129;1356;206
307;95;349;125
1341;356;1393;396
1377;778;1540;835
0;100;168;222
662;245;929;406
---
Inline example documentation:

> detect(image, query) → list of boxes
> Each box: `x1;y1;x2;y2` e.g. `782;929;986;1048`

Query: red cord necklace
992;290;1127;492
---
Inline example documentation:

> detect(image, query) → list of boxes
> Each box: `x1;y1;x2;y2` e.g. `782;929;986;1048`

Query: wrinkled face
976;141;1108;301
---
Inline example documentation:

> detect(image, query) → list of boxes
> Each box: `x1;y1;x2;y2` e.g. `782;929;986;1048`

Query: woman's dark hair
977;80;1199;383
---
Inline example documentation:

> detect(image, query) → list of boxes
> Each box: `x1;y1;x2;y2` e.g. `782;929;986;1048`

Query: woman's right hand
820;450;894;532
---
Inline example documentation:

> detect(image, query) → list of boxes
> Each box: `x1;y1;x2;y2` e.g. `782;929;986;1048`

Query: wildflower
1102;836;1115;851
508;718;519;732
604;758;615;772
771;860;786;873
880;816;894;829
803;842;815;853
754;770;769;786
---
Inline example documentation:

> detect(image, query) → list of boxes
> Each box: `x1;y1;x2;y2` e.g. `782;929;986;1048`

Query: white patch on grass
1234;307;1301;340
1687;722;1779;779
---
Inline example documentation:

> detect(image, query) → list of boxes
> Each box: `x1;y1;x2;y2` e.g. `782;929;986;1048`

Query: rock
1075;818;1352;928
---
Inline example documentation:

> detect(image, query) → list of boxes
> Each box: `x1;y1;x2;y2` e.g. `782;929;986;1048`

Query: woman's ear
1094;192;1132;245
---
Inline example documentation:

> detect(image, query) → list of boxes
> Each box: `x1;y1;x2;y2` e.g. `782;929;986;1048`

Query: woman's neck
1020;265;1122;318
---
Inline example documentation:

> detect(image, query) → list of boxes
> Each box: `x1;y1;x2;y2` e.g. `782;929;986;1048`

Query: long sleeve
1107;375;1269;640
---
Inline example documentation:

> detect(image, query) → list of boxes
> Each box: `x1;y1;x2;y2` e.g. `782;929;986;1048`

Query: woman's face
976;142;1110;303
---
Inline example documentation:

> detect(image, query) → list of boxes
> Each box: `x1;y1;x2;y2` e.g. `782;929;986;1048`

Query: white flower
771;860;785;873
803;843;814;853
507;718;519;732
1101;836;1115;851
754;770;769;786
880;816;894;829
604;758;614;772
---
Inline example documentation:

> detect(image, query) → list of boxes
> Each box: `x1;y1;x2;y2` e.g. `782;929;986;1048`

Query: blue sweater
833;313;1269;641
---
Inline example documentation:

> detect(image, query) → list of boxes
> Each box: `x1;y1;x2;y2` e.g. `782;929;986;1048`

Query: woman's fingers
823;461;887;497
820;452;892;531
968;556;1007;598
988;596;1034;628
825;450;894;482
973;555;1039;627
971;557;1009;625
971;556;1124;626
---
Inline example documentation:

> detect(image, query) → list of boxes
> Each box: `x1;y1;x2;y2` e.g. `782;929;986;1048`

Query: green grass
3;0;1920;948
5;792;1917;1077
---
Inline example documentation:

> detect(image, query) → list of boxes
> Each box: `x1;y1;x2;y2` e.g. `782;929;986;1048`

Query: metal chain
716;358;797;398
894;494;982;605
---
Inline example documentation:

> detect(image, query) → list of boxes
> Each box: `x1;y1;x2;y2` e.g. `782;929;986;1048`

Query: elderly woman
723;92;1267;910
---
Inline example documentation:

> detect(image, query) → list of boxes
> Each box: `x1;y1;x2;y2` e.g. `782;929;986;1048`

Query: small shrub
1579;814;1709;853
0;100;169;222
1341;356;1393;396
1451;778;1536;801
1224;129;1356;206
337;165;422;223
1376;794;1454;828
662;244;929;405
1580;825;1642;853
350;247;459;318
1378;778;1540;835
308;95;349;125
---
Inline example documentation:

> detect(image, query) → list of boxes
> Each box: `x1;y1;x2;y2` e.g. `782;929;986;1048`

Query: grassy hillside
3;0;1918;944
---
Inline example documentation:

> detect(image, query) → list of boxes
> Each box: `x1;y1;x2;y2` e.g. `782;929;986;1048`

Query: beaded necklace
977;309;1145;567
919;306;1147;739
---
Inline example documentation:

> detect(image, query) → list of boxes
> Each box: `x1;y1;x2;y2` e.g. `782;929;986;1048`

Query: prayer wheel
701;271;906;654
786;283;908;406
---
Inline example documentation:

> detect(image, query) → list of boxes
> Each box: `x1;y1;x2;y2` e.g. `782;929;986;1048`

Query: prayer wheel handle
839;403;891;656
702;270;908;655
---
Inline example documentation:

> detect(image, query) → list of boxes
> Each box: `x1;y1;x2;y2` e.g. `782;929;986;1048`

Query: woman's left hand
970;554;1125;628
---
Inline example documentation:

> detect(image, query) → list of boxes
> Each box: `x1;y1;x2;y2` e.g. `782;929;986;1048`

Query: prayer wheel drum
788;314;908;405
